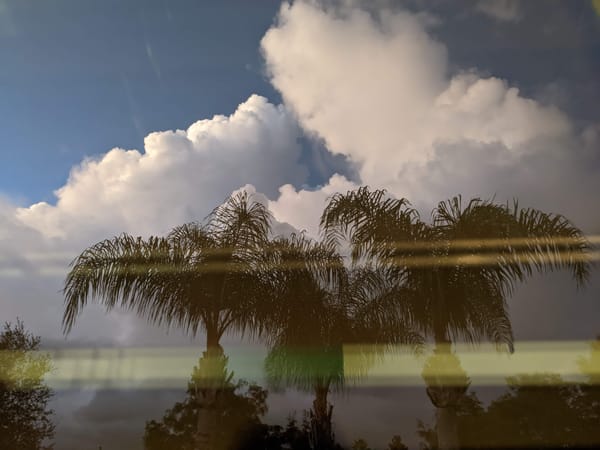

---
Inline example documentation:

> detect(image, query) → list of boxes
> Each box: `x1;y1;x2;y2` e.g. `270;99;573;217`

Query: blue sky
2;0;599;205
1;0;283;203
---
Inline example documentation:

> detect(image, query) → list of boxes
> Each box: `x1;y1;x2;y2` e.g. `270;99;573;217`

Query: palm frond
63;234;193;333
512;204;591;286
207;191;271;253
320;187;418;264
322;189;590;354
63;193;274;344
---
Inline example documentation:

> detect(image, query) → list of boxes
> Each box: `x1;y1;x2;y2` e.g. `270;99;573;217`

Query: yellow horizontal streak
384;250;600;268
2;341;598;389
379;234;600;251
0;235;597;278
18;249;598;277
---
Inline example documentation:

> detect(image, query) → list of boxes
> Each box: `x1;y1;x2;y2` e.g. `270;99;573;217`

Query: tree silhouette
63;191;272;446
262;234;347;450
321;187;591;449
350;438;371;450
144;353;268;450
417;389;484;450
145;353;321;450
262;234;419;450
418;373;600;449
386;434;409;450
420;349;472;449
0;320;54;450
481;374;586;448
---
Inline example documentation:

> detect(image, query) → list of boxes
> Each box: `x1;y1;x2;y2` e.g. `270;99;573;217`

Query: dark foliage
144;354;266;450
63;192;272;351
0;320;54;450
144;353;331;450
418;373;600;449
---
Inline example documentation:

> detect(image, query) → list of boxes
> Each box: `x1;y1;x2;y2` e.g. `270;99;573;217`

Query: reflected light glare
2;341;599;389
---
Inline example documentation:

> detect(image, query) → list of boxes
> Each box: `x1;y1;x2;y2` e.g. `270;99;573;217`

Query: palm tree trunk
206;321;222;354
427;328;461;450
428;271;461;450
195;392;214;450
435;404;459;450
310;382;334;450
195;321;224;449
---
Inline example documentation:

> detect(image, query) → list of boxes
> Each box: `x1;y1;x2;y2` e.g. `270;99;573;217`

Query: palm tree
262;234;420;449
63;191;270;349
321;187;592;450
63;191;271;449
261;234;345;450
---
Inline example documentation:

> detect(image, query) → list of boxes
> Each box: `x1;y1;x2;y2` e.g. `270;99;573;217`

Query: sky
1;0;600;448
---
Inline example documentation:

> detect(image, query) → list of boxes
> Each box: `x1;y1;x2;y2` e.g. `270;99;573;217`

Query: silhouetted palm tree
63;191;271;449
261;234;345;450
262;234;419;450
63;191;270;350
321;187;591;449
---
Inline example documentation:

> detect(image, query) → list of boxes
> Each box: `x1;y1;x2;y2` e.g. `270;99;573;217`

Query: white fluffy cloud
268;174;359;238
1;95;309;343
258;0;600;348
261;1;600;230
262;2;449;167
16;95;306;242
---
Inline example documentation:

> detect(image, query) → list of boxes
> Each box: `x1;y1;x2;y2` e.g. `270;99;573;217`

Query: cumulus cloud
1;94;311;345
16;95;306;242
262;2;448;167
268;174;359;238
261;1;600;230
258;0;600;352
